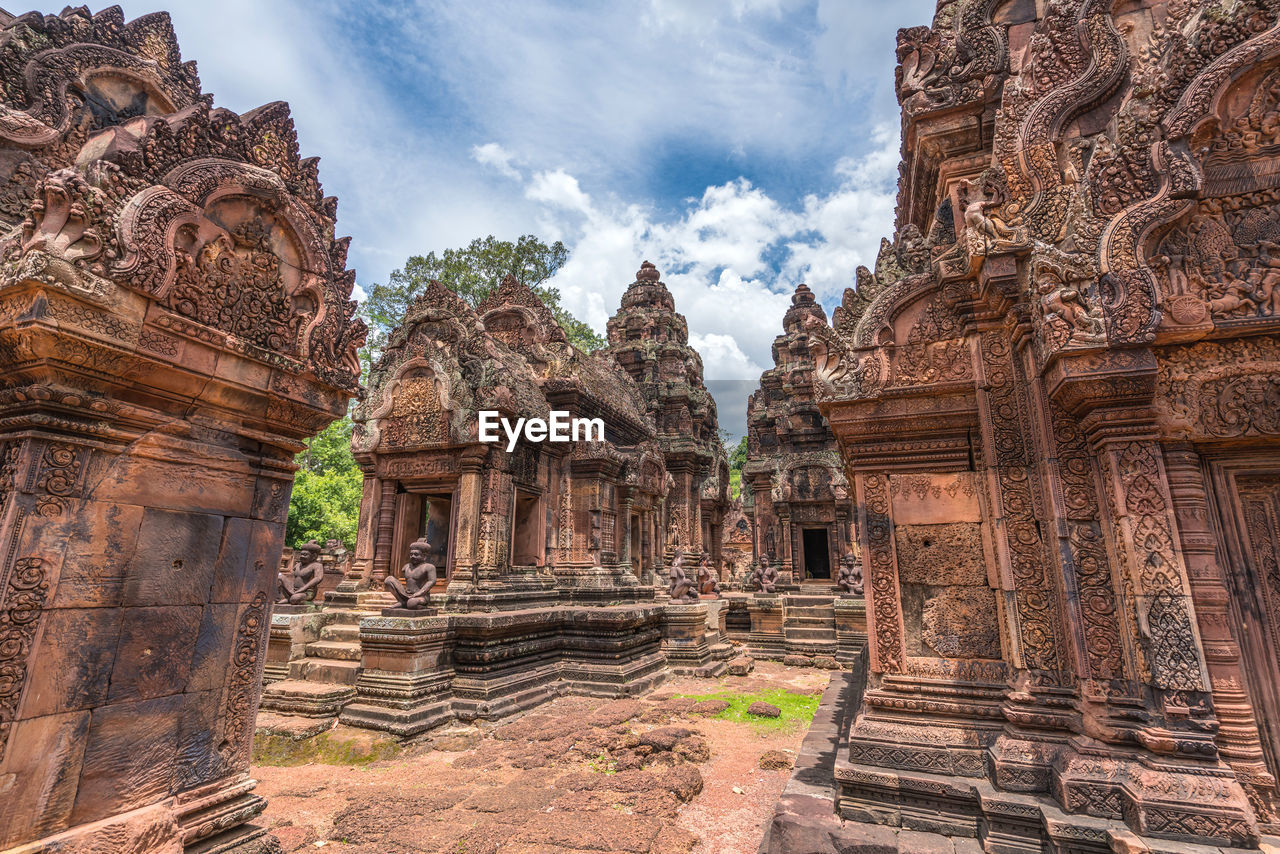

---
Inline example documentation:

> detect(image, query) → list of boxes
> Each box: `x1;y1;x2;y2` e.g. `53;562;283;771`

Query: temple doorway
1220;468;1280;789
512;488;545;567
423;494;453;584
630;515;642;576
801;528;831;580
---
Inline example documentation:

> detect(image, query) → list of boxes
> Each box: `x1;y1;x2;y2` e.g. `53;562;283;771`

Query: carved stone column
447;449;486;594
371;479;398;585
341;472;380;592
1164;442;1277;817
619;492;634;569
779;509;794;581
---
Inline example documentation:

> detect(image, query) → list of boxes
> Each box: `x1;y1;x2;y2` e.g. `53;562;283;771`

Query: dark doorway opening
512;489;544;567
802;528;831;579
630;515;642;576
423;494;453;582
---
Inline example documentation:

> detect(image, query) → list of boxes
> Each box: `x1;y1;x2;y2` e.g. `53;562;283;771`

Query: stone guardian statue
277;541;324;605
385;538;437;610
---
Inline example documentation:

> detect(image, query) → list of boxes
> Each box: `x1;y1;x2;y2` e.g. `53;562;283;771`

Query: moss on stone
251;729;402;767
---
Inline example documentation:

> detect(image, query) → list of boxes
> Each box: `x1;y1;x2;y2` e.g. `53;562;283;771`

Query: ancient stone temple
605;261;731;575
789;0;1280;850
733;283;864;669
351;273;666;609
258;271;743;733
745;283;854;584
0;7;363;853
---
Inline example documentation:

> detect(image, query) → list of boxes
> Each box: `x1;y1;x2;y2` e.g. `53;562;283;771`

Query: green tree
286;415;362;551
361;234;605;363
727;435;749;500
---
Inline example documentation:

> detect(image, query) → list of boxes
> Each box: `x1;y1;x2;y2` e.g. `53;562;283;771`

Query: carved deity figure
1249;240;1280;316
896;223;931;273
668;547;698;603
753;555;779;594
837;552;864;595
1039;272;1105;339
385;538;437;610
277;541;324;605
959;179;1027;269
697;551;720;596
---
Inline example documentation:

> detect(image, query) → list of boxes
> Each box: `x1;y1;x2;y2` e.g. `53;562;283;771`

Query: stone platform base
258;679;354;718
187;825;283;854
762;657;1273;854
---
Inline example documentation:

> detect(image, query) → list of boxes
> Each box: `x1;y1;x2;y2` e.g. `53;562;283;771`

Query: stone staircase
259;605;376;720
783;594;838;660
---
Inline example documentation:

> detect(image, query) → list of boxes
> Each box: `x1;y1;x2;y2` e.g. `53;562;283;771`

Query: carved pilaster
371;478;398;584
342;472;379;591
857;472;903;675
447;451;485;593
1164;442;1277;819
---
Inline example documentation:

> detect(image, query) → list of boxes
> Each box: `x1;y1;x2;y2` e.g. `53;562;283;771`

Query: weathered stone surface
692;699;730;716
919;588;1000;660
809;0;1280;848
747;701;781;719
759;750;794;770
893;523;985;586
0;7;362;851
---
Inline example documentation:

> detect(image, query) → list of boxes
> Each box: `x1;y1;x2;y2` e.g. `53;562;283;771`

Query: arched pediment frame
1100;19;1280;343
113;157;344;372
364;356;460;453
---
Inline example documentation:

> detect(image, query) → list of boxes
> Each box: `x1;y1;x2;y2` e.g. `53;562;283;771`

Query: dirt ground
252;661;829;854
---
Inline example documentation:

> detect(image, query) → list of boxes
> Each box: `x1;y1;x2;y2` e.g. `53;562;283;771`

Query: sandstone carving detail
810;0;1280;847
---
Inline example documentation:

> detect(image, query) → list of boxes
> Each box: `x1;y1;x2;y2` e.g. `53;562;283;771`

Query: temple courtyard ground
251;661;829;853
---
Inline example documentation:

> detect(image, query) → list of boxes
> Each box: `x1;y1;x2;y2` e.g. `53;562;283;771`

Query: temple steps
320;622;361;643
785;595;836;608
305;640;362;661
783;593;838;650
291;657;360;684
784;639;838;654
788;606;833;619
258;678;356;717
785;626;838;641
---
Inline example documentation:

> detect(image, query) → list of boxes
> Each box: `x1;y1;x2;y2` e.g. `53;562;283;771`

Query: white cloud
111;0;926;440
689;332;761;379
471;142;522;181
526;170;595;217
525;128;901;391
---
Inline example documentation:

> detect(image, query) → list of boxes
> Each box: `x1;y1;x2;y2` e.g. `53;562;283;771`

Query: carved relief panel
888;472;1002;663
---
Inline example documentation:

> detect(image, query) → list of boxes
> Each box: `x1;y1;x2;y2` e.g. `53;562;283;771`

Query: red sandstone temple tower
744;283;854;586
604;262;731;582
343;274;668;611
794;0;1280;848
0;7;363;852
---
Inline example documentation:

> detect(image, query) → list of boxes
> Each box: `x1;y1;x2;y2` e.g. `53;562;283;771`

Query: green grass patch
251;731;402;767
587;752;618;774
674;688;820;732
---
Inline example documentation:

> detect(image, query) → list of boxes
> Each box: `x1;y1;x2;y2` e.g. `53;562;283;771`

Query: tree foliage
727;435;749;500
361;234;605;363
286;416;362;551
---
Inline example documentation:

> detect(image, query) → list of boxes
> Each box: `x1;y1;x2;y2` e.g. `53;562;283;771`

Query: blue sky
115;0;936;440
